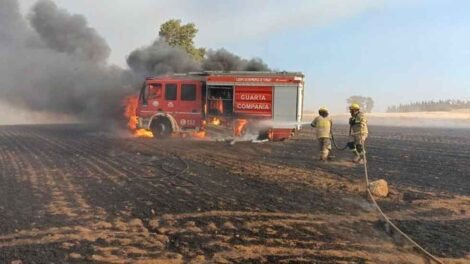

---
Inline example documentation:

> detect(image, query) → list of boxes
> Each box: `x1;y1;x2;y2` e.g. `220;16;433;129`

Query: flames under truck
136;71;304;141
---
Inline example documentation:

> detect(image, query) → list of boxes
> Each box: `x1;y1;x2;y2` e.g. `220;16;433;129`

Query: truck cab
137;77;204;137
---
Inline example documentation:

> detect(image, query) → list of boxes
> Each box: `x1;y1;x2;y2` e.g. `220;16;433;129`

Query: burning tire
151;117;172;139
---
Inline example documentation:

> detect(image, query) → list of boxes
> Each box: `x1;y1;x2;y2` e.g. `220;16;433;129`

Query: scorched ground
0;124;469;263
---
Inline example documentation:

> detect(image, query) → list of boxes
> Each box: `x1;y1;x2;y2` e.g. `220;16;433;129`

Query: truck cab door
176;81;203;129
139;81;163;119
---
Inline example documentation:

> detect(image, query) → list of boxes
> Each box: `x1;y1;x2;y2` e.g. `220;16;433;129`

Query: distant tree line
346;96;374;113
387;99;470;113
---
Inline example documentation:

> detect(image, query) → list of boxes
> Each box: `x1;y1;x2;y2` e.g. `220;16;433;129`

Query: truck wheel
151;118;172;139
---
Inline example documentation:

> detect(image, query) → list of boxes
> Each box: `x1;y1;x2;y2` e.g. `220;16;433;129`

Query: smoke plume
0;0;272;125
202;49;270;72
127;39;201;78
29;0;111;63
127;44;270;77
0;0;134;123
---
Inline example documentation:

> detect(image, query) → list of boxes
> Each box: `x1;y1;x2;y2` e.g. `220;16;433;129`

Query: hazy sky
17;0;470;112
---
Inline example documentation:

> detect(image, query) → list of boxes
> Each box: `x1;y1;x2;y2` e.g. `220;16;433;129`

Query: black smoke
127;45;271;77
127;39;201;78
0;0;271;124
29;0;111;63
202;49;270;72
0;0;134;123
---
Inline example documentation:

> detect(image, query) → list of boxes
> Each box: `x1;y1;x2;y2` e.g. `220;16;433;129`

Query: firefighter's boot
353;155;362;163
351;148;360;162
353;144;366;163
354;154;365;164
352;153;365;163
327;152;334;161
320;150;329;161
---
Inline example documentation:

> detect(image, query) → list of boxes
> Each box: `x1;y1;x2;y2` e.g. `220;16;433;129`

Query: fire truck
136;71;304;141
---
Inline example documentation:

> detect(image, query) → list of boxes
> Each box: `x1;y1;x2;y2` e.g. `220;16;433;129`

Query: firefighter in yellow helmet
311;107;333;161
349;103;368;163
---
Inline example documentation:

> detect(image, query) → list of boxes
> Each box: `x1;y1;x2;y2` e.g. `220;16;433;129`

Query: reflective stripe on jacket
312;116;332;138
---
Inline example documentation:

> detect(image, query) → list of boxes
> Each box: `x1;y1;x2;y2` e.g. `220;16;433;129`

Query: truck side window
181;84;196;101
148;84;162;100
165;83;177;100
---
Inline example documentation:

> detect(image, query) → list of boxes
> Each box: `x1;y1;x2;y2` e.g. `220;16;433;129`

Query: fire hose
362;155;444;264
330;124;355;151
329;126;444;263
331;132;352;151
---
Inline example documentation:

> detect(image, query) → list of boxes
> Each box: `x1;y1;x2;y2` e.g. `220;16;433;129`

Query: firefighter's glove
347;142;356;150
349;118;355;126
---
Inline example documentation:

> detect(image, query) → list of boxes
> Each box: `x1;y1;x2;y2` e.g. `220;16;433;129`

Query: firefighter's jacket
350;112;368;135
311;116;332;139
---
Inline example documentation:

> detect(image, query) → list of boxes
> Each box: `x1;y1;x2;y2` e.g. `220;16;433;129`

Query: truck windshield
148;84;162;100
140;83;163;105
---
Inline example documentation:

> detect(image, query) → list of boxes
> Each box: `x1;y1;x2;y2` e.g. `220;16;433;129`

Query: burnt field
0;124;469;264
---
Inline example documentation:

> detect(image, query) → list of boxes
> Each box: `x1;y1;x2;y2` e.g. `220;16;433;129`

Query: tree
346;96;375;113
386;99;470;113
365;97;374;113
159;19;205;61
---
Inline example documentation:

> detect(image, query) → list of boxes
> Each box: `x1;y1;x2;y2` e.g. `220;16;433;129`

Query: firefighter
349;103;368;163
311;107;332;161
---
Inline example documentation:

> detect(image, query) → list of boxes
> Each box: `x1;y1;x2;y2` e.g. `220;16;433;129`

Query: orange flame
234;119;248;137
191;130;206;139
211;117;222;126
124;95;154;138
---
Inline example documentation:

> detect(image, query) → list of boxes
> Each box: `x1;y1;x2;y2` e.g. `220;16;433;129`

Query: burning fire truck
133;71;304;141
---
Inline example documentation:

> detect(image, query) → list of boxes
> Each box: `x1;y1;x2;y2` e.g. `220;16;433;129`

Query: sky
17;0;470;113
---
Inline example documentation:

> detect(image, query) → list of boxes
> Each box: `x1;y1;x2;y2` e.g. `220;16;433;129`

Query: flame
234;119;248;137
124;95;154;138
191;130;206;139
135;129;154;138
211;117;222;126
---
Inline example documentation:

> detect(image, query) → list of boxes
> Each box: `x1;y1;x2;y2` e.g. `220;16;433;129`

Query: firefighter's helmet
349;103;361;110
319;107;328;113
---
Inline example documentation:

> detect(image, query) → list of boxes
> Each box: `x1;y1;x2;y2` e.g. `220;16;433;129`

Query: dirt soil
0;124;469;263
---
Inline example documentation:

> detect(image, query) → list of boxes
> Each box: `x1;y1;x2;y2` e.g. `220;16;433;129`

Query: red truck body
136;71;304;140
